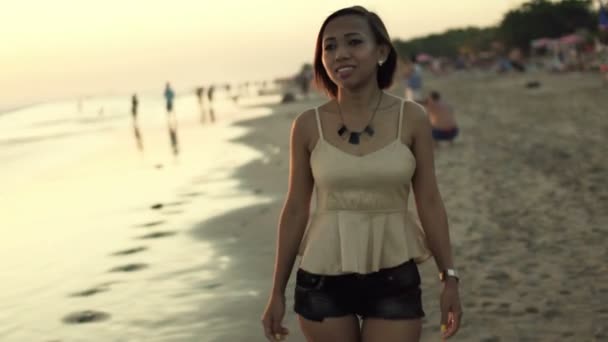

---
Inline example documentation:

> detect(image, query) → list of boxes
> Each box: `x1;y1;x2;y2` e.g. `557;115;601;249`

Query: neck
336;82;382;116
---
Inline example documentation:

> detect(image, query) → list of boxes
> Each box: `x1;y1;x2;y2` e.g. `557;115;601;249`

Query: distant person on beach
164;82;175;114
195;86;206;123
297;65;313;97
206;85;216;123
196;86;205;105
164;83;179;156
261;6;462;342
404;55;424;103
131;94;139;120
424;91;459;147
130;93;143;151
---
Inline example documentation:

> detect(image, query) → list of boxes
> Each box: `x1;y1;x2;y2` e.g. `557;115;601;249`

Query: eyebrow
323;32;362;42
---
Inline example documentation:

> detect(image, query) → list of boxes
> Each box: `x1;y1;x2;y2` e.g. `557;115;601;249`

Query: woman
261;6;462;342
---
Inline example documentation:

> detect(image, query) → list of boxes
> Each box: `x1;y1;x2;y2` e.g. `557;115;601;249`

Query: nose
335;43;350;61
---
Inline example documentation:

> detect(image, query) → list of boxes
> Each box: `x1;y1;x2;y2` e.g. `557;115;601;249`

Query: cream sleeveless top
297;99;432;275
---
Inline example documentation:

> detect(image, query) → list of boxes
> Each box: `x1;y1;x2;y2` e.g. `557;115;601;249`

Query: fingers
262;317;276;341
272;319;289;341
440;301;449;337
443;309;463;339
262;316;289;342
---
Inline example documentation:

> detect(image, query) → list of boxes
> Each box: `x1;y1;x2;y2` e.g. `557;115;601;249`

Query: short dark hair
313;6;398;98
430;91;441;101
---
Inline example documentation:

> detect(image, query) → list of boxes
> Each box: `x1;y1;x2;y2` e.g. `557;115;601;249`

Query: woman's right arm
270;111;315;297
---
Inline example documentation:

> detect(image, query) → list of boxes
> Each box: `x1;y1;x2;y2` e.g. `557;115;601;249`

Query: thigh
293;269;352;323
360;318;422;342
298;315;361;342
360;260;425;320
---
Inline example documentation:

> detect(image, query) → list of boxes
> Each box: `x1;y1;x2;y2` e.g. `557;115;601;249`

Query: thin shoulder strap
397;100;405;139
315;107;324;140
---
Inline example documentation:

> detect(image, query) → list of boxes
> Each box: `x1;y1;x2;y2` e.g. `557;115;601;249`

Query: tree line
394;0;601;58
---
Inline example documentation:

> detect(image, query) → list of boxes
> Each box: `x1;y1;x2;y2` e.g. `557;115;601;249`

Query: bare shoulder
402;100;431;132
292;108;320;151
293;107;316;125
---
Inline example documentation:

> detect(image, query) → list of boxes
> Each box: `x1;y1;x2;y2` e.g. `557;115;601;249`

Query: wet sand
200;72;607;341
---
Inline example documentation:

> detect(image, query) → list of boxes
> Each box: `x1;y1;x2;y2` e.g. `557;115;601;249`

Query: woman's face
321;15;385;91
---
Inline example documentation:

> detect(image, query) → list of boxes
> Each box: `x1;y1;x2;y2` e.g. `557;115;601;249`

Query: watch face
439;269;459;282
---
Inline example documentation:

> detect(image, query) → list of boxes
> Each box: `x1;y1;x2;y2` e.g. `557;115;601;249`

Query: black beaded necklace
336;91;383;145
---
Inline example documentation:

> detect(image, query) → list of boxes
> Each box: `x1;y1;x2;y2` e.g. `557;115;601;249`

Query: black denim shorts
294;259;425;322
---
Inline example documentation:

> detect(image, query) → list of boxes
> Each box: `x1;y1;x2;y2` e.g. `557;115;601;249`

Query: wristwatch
439;269;460;282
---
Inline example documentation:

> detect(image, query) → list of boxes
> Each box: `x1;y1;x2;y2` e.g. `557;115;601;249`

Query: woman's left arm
409;103;462;339
410;105;455;274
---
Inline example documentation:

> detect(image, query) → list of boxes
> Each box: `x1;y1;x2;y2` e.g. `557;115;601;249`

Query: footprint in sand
110;246;148;256
480;337;500;342
150;203;163;210
524;306;539;314
63;310;110;324
137;231;177;240
179;191;205;198
202;283;223;290
134;220;166;228
69;285;111;298
109;263;148;273
165;200;188;207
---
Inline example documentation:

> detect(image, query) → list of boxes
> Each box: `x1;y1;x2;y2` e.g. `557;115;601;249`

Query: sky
0;0;529;109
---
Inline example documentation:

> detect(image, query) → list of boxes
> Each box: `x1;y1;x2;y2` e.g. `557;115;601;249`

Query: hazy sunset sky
0;0;529;109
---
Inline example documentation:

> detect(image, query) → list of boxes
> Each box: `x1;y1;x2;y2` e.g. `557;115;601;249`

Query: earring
378;60;385;66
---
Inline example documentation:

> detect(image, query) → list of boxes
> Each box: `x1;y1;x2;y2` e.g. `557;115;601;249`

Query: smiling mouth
335;66;355;73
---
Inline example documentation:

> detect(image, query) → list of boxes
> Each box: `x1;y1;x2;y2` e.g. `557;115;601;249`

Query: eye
348;39;362;46
324;43;336;51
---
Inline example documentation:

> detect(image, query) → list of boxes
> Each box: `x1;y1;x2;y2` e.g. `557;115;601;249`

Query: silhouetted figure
164;82;179;157
296;65;313;97
196;86;204;103
206;85;216;123
131;94;139;121
164;82;175;114
130;94;143;152
195;86;205;123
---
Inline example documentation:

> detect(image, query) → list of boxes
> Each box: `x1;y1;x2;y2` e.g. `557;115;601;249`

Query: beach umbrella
559;34;583;46
531;38;554;49
416;53;433;62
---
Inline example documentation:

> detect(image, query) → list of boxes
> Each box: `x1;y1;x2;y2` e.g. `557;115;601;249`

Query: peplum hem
297;210;432;275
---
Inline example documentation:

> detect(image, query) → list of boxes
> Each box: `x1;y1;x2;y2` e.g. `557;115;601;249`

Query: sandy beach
217;72;608;341
1;72;607;342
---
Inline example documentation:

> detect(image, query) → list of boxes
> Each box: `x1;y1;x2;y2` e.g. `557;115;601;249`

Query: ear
378;44;390;63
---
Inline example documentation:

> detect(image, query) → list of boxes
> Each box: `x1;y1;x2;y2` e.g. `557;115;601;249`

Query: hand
261;293;290;341
440;280;462;340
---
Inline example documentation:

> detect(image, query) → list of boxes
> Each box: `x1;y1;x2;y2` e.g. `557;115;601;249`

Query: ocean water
0;86;282;341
